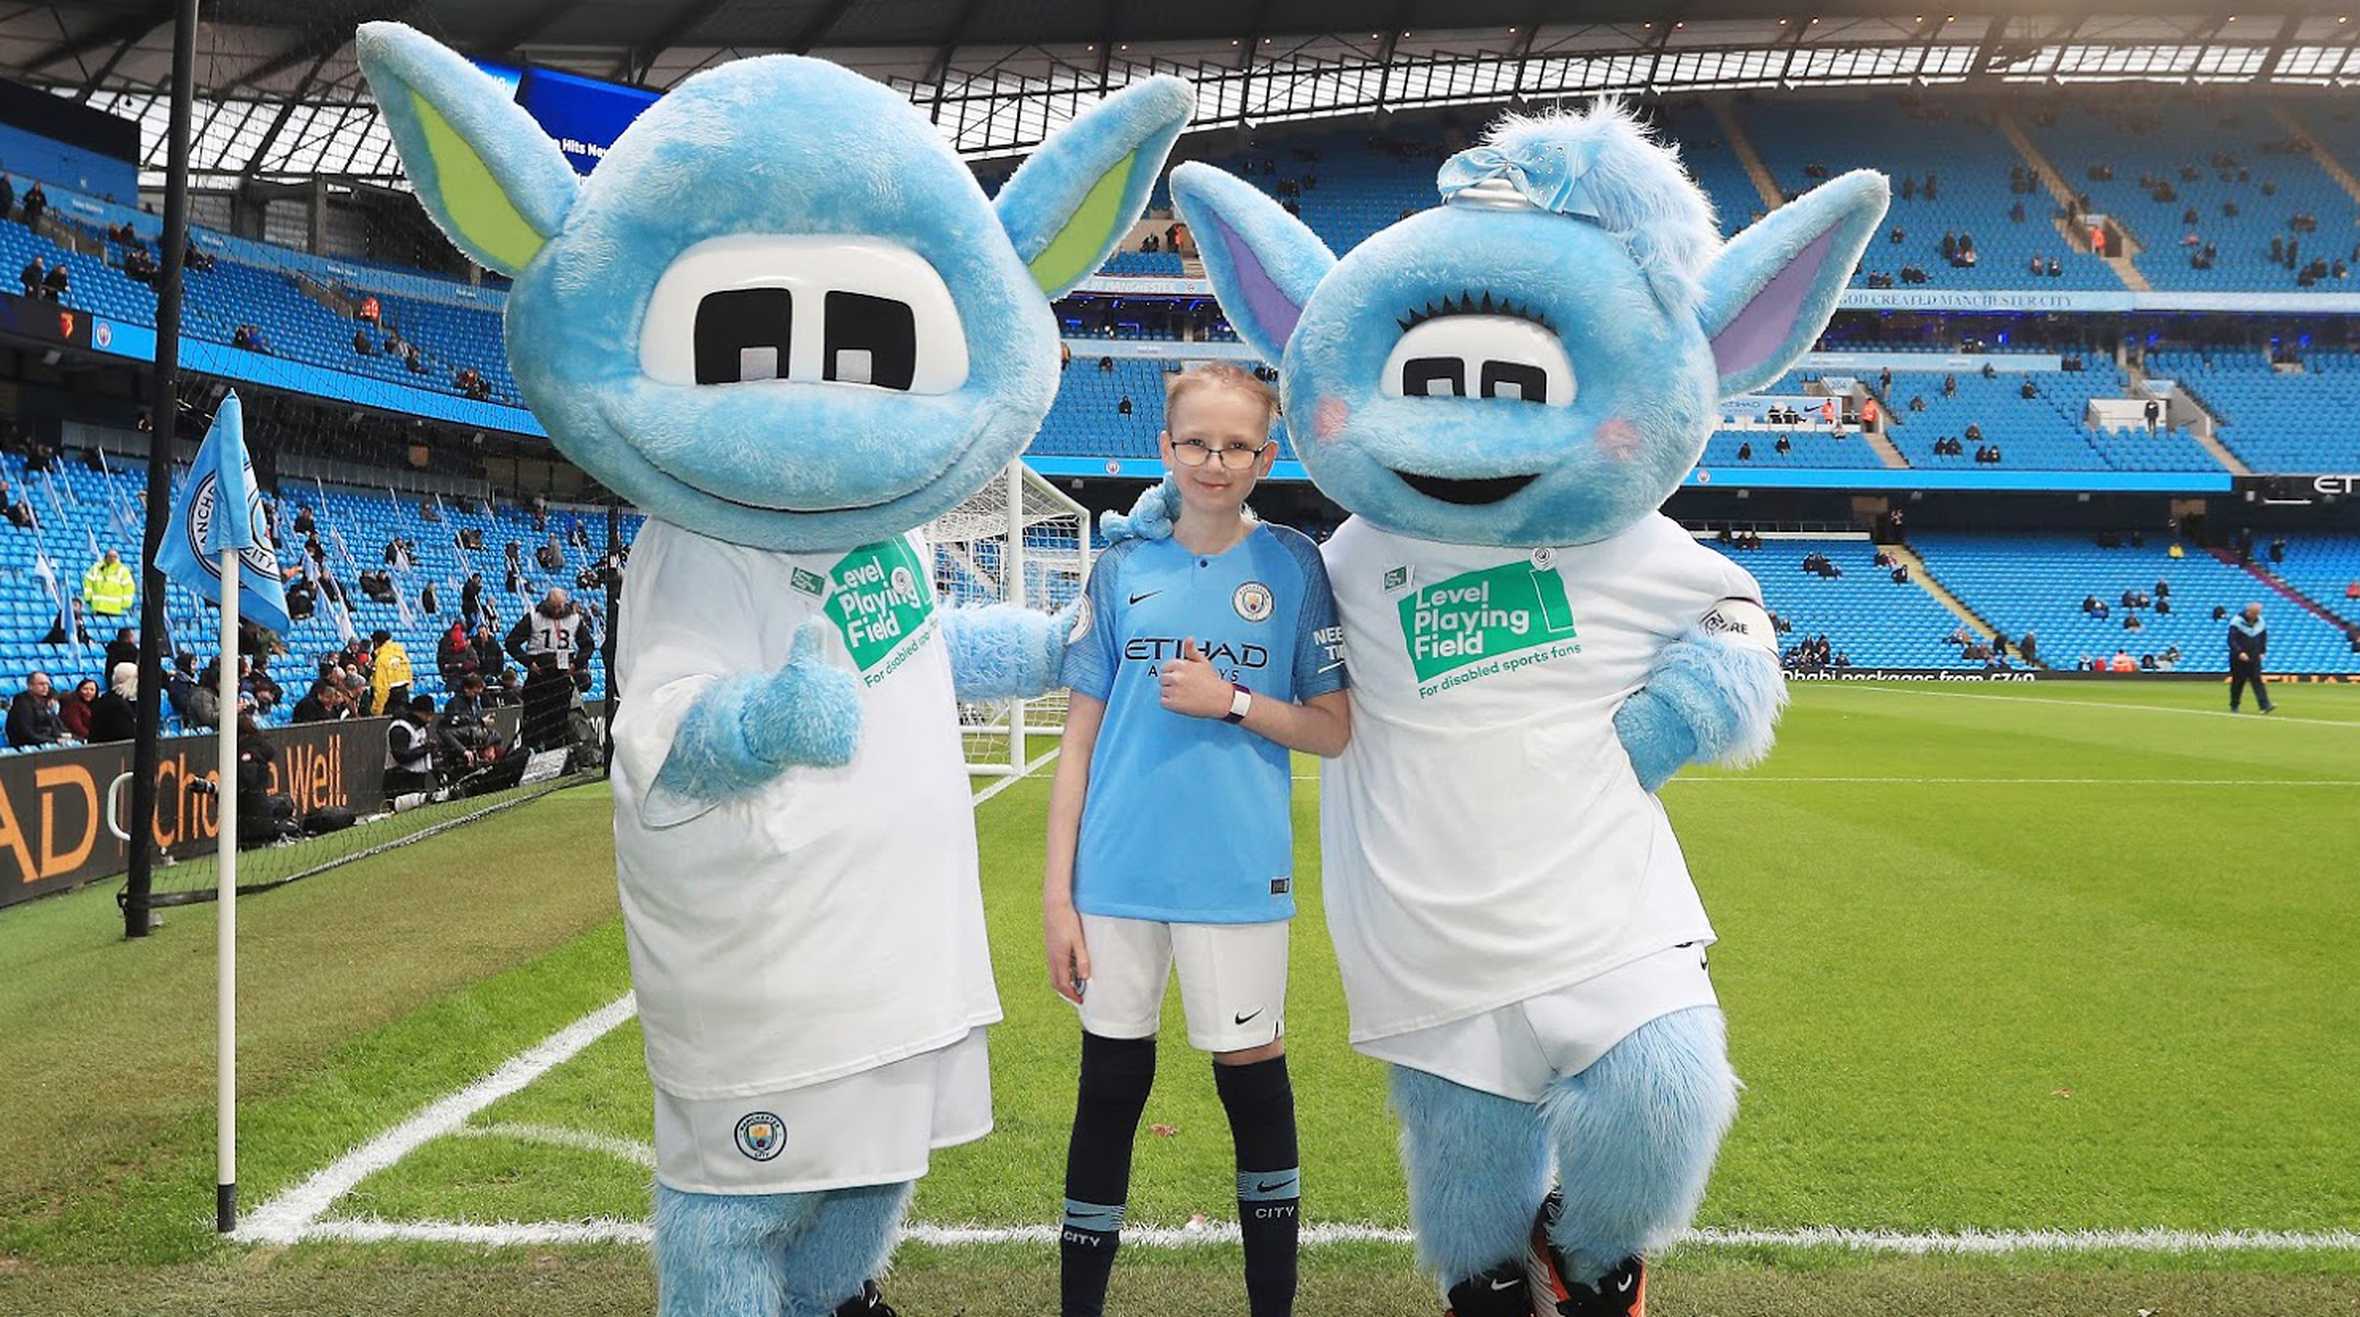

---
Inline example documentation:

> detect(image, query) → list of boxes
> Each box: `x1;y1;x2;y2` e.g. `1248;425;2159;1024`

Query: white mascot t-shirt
1319;512;1770;1044
611;520;1001;1101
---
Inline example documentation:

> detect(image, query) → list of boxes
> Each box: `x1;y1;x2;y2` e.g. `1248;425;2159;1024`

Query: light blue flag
155;392;292;635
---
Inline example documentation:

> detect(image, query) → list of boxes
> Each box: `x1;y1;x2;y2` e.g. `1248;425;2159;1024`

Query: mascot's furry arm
654;618;864;803
1613;632;1787;793
939;602;1080;701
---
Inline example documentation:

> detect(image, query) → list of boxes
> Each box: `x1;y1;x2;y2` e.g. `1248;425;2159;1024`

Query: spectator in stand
166;650;201;725
104;626;138;678
16;258;36;297
436;619;476;687
353;328;374;355
368;628;414;717
293;677;353;724
461;571;485;625
472;623;503;677
21;181;46;228
83;549;135;618
405;344;425;373
2268;536;2287;564
2019;632;2038;666
60;677;97;740
1117;395;1133;416
91;664;136;743
2228;603;2273;713
0;174;12;222
421;580;439;615
40;261;66;301
7;672;66;748
2108;649;2136;673
536;535;565;572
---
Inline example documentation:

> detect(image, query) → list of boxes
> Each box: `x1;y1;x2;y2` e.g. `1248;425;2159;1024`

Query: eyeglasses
1169;438;1271;471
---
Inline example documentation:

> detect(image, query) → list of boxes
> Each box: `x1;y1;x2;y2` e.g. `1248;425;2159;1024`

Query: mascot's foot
830;1280;896;1316
1524;1192;1646;1317
1442;1258;1531;1317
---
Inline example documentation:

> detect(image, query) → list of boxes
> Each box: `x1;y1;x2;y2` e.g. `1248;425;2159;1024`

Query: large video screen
471;59;660;176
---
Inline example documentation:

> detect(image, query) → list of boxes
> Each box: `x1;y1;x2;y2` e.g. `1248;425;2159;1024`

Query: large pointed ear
1167;161;1335;364
354;22;580;277
1698;169;1887;398
996;75;1194;299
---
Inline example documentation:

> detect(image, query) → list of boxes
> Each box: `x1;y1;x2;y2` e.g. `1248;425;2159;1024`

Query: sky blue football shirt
1063;522;1346;924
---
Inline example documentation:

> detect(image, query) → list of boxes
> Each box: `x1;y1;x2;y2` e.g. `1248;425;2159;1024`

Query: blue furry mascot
1127;105;1885;1315
356;25;1189;1315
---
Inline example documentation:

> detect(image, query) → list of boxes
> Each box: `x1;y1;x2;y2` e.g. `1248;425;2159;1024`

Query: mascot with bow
358;25;1189;1315
1117;104;1884;1315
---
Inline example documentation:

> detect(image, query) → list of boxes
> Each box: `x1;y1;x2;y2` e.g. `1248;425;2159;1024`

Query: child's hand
1158;638;1235;719
1045;902;1092;1005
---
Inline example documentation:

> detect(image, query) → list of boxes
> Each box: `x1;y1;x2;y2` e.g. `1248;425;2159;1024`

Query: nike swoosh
1233;1008;1263;1025
1489;1277;1521;1291
1255;1176;1296;1193
1316;661;1345;673
1128;590;1162;605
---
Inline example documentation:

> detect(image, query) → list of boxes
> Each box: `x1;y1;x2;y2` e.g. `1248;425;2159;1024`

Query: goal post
927;462;1093;777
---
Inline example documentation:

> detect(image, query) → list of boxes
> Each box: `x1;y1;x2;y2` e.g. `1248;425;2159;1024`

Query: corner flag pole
216;538;238;1235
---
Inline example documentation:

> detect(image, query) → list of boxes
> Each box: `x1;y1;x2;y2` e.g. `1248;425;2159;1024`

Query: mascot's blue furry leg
655;1181;911;1317
1536;1006;1739;1286
1389;1065;1550;1288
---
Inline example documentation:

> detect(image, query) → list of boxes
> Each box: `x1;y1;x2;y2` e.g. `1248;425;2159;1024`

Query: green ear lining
412;89;549;274
1025;149;1140;296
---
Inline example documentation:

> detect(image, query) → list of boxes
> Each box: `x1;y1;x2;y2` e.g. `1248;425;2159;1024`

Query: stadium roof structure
7;1;2360;183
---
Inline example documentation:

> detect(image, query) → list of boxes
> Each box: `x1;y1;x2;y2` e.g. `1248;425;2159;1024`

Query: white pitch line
243;760;1056;1247
289;1217;2360;1256
1824;682;2360;728
234;994;639;1247
457;1121;657;1168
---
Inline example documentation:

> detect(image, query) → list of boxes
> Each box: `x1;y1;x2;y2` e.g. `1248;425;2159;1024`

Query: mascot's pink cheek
1596;417;1642;461
1313;398;1351;442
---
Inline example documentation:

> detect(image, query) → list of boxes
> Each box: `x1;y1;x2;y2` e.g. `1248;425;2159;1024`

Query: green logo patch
1399;561;1577;683
790;566;827;598
825;538;936;682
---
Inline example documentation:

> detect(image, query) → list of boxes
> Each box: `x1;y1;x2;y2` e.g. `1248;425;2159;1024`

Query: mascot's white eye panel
1380;314;1573;407
638;235;970;394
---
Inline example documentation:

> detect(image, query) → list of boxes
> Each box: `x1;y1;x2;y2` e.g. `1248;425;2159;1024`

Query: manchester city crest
1233;581;1273;622
183;464;279;581
734;1111;787;1161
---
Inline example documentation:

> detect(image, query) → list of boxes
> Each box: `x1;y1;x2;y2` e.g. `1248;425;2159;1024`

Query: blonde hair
1163;361;1279;433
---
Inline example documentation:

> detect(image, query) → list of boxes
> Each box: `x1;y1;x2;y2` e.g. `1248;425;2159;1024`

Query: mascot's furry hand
1614;627;1787;793
655;620;863;805
1098;478;1181;544
941;600;1082;701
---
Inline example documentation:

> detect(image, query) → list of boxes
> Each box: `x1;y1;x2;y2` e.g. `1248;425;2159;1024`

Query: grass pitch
4;680;2357;1314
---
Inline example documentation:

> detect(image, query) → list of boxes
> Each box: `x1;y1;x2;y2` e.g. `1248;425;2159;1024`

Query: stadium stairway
1886;543;2038;664
2123;355;2248;475
1710;101;1786;210
1994;111;2149;292
2267;103;2360;210
2210;545;2357;633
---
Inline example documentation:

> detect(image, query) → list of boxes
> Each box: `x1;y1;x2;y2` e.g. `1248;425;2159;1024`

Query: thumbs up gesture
1159;637;1235;720
744;618;864;768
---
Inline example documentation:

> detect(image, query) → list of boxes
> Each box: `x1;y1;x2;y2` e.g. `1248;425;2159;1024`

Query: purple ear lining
1709;226;1838;383
1214;215;1304;350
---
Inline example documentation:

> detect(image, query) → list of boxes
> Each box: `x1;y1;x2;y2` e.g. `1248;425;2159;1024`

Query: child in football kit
1044;363;1351;1317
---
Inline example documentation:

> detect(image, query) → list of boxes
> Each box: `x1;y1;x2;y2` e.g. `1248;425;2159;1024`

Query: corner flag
156;393;291;634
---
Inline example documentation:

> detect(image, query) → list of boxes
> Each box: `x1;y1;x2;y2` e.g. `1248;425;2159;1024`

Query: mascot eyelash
358;23;1190;1317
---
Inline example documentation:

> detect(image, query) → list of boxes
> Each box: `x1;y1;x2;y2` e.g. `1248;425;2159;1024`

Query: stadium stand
2248;534;2360;631
2149;347;2360;473
2022;94;2360;292
1877;363;2223;472
1915;530;2360;673
1739;97;2119;291
1706;535;1975;669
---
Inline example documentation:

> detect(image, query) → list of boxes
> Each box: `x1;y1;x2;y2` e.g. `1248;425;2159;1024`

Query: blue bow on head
1436;140;1605;220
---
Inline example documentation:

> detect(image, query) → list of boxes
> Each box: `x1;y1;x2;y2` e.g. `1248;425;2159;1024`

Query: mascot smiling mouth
1391;469;1539;505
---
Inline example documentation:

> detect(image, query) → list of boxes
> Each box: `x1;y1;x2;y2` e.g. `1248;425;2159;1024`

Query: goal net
927;463;1093;776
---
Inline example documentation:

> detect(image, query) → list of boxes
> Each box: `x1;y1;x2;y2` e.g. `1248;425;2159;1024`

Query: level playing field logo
825;536;937;683
1399;561;1577;683
735;1111;787;1161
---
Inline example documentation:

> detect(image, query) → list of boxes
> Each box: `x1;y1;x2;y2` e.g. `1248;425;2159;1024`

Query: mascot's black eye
1480;361;1548;404
825;291;917;390
692;288;792;385
1401;357;1465;398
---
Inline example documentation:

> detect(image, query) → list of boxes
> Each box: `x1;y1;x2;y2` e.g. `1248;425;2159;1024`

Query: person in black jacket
6;671;66;748
90;663;137;743
2227;603;2274;713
